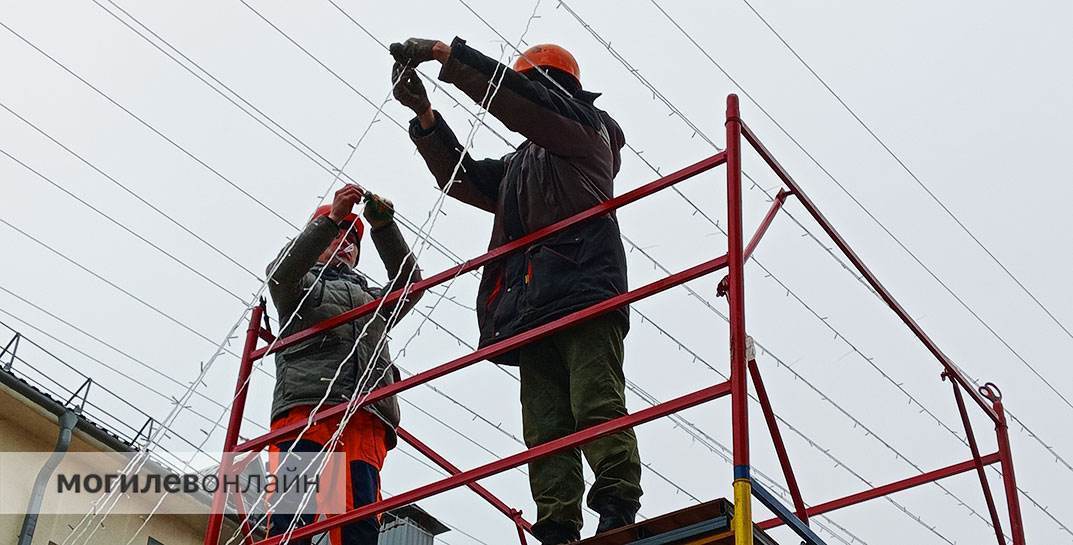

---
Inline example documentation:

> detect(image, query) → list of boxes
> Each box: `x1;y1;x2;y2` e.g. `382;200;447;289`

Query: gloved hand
391;62;430;115
329;184;364;222
389;38;440;66
363;193;395;229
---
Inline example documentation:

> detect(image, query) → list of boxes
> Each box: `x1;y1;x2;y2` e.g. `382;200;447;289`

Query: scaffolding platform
577;499;778;545
203;95;1026;545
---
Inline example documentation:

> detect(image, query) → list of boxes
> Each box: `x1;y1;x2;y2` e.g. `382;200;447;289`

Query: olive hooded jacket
266;216;420;448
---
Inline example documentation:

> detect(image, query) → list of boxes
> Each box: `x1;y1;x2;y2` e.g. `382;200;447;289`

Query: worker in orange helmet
390;37;640;544
265;184;421;545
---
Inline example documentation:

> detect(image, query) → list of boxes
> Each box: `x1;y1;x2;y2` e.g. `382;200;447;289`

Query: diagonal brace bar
397;427;533;534
739;120;998;423
752;480;826;545
748;351;807;524
945;372;1004;544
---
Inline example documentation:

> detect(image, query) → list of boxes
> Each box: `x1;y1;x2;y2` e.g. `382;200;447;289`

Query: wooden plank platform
575;499;780;545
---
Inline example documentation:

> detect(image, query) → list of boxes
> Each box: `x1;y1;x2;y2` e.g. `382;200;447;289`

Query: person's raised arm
267;185;362;311
393;63;502;212
391;38;605;157
363;194;423;326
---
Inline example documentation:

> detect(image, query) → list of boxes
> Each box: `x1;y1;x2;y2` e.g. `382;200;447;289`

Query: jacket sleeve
266;216;338;313
410;111;502;213
370;220;423;327
437;37;607;158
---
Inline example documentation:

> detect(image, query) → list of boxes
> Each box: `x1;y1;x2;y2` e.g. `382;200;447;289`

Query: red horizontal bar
739;121;999;424
396;427;532;533
254;380;734;545
237;254;729;453
757;452;1000;530
251;151;727;360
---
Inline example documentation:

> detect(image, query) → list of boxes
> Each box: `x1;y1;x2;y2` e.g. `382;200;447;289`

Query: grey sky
1;0;1070;543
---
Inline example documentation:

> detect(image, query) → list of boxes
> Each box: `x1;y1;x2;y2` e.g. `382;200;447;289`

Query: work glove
389;38;438;66
391;62;430;114
363;193;395;229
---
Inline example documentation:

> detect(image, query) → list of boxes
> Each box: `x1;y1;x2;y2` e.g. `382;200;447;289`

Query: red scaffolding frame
203;95;1025;545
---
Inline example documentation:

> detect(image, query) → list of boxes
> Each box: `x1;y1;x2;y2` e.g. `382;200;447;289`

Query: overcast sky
2;0;1071;543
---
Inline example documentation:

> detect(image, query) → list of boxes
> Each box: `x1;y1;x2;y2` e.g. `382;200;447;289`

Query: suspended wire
5;364;207;475
545;2;1068;537
553;0;879;296
452;3;975;539
0;287;271;437
243;19;547;543
641;0;1073;511
621;238;983;543
738;0;1073;344
0;19;298;230
91;15;512;543
55;7;450;536
394;314;865;545
330;3;986;539
0;320;220;463
360;267;862;539
0;217;242;356
0;146;250;305
6;2;1051;542
89;0;477;278
321;0;517;148
644;0;1073;419
70;51;419;545
0;101;262;281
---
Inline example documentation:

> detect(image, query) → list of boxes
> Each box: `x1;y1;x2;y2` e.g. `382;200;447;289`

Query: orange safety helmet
312;204;364;241
513;44;580;85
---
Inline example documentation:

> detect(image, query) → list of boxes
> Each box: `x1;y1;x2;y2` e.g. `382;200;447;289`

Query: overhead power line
0;286;271;437
0;98;261;281
0;145;250;304
739;0;1073;344
644;0;1073;413
8;1;1060;540
0;216;242;356
0;19;298;229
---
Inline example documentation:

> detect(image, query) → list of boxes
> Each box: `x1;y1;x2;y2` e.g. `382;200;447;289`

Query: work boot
594;500;638;535
536;521;580;545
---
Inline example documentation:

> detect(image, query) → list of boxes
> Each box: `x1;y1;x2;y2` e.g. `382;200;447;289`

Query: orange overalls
267;406;388;545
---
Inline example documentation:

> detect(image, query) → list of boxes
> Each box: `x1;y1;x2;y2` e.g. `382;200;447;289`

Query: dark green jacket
410;37;629;364
266;216;420;449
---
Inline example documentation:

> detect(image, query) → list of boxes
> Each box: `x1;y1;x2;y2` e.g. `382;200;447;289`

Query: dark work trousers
519;314;642;542
267;439;380;545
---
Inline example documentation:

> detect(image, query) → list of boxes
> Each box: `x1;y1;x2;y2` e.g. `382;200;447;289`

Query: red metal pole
204;302;265;545
757;452;1001;530
230;490;257;545
748;356;807;524
725;94;753;545
250;152;726;361
738;120;998;424
396;427;533;534
980;384;1026;545
515;515;529;545
252;381;734;545
945;372;1004;544
237;255;729;453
